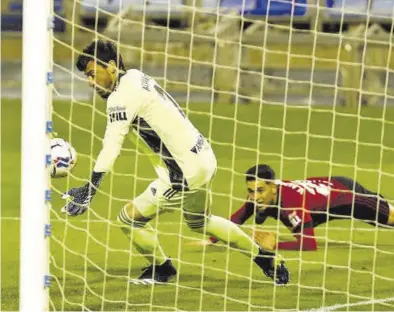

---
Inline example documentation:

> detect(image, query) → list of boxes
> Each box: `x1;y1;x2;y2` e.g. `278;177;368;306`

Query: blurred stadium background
2;0;394;105
2;0;394;311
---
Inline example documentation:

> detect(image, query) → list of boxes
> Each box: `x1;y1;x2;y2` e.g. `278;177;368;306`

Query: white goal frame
20;0;52;310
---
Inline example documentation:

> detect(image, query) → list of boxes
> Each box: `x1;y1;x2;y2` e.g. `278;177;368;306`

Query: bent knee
118;202;151;227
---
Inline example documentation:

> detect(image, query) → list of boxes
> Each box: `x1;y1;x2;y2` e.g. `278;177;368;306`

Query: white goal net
45;0;394;310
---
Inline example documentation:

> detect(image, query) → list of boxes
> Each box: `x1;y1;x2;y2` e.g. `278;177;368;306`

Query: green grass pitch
2;98;394;311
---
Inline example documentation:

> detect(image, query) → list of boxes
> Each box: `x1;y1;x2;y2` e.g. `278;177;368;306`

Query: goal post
20;0;52;310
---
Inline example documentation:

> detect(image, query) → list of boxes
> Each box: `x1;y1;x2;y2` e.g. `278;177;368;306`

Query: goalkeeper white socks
117;214;168;266
117;205;261;265
196;215;260;258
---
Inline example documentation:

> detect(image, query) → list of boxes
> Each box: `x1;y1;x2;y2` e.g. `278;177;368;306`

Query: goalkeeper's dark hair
245;164;275;182
76;40;126;72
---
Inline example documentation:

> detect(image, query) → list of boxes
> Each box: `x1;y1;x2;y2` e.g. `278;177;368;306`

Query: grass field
2;98;394;311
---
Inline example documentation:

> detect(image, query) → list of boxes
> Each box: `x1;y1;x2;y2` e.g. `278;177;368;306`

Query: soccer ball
50;138;77;178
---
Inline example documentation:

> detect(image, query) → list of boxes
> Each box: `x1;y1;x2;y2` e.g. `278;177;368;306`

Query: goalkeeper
61;40;289;285
200;164;394;251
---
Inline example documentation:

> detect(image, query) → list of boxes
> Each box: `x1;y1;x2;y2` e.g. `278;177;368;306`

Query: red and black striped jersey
210;177;372;250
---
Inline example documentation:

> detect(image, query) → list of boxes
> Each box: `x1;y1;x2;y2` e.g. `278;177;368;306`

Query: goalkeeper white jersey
94;69;217;189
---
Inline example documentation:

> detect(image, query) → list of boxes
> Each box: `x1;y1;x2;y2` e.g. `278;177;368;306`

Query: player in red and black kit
205;164;394;251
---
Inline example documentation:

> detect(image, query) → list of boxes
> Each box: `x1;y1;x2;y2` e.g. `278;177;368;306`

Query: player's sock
254;249;289;284
200;215;260;257
253;248;276;272
116;218;168;265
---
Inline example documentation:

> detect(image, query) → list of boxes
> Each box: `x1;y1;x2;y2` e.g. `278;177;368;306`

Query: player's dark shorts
328;176;390;225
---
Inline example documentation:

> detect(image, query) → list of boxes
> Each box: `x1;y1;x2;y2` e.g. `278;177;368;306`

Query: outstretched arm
277;222;317;251
62;117;129;216
62;88;134;216
209;202;254;243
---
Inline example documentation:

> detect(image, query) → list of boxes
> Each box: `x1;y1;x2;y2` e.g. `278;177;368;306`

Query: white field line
307;296;394;311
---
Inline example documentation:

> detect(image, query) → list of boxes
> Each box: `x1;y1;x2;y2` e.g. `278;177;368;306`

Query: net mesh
47;0;394;310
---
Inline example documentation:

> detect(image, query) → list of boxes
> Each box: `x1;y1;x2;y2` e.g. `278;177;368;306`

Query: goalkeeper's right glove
61;171;104;216
61;183;95;216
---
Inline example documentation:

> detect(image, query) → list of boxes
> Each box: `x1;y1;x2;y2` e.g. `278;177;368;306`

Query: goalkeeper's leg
183;186;289;285
117;203;168;265
116;180;177;282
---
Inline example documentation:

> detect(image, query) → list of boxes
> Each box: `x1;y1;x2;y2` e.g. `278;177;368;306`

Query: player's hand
253;229;277;250
61;183;96;216
263;261;290;285
186;239;215;247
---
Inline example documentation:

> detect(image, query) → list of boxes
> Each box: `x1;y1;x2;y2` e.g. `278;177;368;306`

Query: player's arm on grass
63;78;137;216
277;210;317;251
208;202;255;243
252;229;277;250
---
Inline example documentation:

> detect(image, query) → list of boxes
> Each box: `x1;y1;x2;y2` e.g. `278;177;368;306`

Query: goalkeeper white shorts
133;138;217;219
133;177;214;220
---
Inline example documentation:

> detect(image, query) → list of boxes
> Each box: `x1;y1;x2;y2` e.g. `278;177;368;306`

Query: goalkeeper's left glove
61;172;104;216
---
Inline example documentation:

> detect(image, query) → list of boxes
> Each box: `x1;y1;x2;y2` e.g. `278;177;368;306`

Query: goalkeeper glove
62;172;104;216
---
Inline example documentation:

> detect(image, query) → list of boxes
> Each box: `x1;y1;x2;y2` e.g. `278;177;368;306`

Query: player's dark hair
245;164;275;182
76;40;126;72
